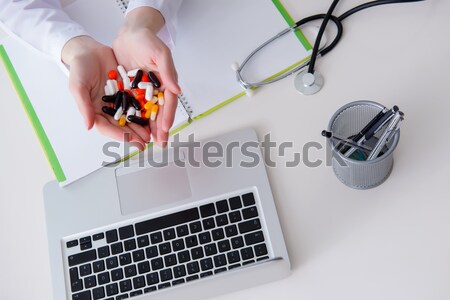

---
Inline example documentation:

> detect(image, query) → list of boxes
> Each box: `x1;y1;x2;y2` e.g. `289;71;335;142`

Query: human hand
62;36;150;150
113;7;181;147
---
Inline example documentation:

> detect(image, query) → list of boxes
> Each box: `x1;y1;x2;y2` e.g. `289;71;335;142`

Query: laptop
43;128;290;300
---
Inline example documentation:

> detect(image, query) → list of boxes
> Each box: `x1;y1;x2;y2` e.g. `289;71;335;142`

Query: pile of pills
102;65;164;127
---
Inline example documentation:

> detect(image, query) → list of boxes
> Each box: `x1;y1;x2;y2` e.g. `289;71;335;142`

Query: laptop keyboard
65;192;270;300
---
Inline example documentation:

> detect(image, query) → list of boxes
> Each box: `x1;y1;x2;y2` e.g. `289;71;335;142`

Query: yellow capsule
144;101;153;110
144;110;151;119
151;104;159;121
157;92;165;105
119;115;126;127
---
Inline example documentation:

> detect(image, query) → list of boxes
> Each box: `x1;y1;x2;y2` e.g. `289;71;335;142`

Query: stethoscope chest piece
294;70;324;95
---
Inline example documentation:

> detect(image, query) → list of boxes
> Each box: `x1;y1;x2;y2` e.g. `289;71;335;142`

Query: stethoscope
232;0;423;96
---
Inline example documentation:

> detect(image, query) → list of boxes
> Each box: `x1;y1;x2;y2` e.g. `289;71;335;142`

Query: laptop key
172;278;185;286
70;277;83;293
119;225;135;240
229;263;241;270
79;263;92;276
159;242;171;255
137;235;149;248
68;249;97;267
67;240;78;248
215;267;227;274
72;290;91;300
105;283;119;296
124;265;137;278
185;235;198;248
150;232;163;244
137;261;150;274
132;249;145;262
231;236;244;249
80;242;92;251
92;286;105;300
145;246;158;259
254;243;268;257
116;294;129;300
80;236;91;244
242;193;256;206
229;196;242;210
211;228;225;241
151;257;163;270
240;247;255;260
93;233;105;241
198;232;211;245
204;243;218;256
144;286;157;293
227;251;241;264
173;265;186;278
106;230;118;244
130;290;143;297
164;254;177;267
98;246;110;259
111;242;123;255
132;275;146;289
158;282;171;289
215;214;229;227
186;275;199;282
119;279;132;293
111;268;124;281
215;200;229;213
214;254;227;268
119;253;132;266
200;258;213;271
224;224;238;237
244;231;265;245
97;272;111;285
200;271;213;278
186;261;200;274
124;239;136;251
242;206;259;220
172;238;185;251
146;272;159;285
159;268;173;282
177;250;191;263
238;218;261;234
84;275;97;289
218;240;231;253
228;211;242;223
202;218;215;230
200;203;216;218
189;221;202;234
163;228;176;241
176;225;189;237
106;257;118;270
93;260;105;273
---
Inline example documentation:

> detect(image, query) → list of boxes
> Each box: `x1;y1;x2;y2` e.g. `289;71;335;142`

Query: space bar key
135;207;200;235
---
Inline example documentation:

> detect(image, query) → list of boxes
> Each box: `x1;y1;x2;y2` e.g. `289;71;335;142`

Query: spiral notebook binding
116;0;130;13
178;93;194;117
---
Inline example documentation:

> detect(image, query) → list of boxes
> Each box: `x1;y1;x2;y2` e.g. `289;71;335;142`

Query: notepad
0;0;312;186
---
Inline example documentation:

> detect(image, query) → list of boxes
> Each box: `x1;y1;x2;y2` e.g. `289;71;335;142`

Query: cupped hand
113;7;181;147
62;36;150;150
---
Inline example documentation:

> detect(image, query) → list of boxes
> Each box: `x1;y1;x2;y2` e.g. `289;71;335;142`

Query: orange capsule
108;70;118;80
119;115;126;127
135;89;146;95
117;81;124;91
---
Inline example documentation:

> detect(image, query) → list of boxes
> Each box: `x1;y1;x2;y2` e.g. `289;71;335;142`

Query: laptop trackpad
115;162;192;216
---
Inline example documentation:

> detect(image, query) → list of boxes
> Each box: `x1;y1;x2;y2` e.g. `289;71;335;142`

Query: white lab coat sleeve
126;0;183;49
0;0;89;61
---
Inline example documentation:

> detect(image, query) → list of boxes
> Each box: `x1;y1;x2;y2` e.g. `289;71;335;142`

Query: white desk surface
1;1;449;299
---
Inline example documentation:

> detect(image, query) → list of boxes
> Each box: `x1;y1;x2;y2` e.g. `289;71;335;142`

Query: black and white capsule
131;69;144;89
148;71;161;88
102;106;116;117
114;91;123;110
122;92;130;111
130;96;142;110
102;94;116;103
127;115;148;126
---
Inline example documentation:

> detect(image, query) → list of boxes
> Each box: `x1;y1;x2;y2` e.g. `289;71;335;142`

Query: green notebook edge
0;45;67;182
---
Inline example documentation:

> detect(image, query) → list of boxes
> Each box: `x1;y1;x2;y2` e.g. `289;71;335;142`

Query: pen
344;105;399;157
322;130;373;152
366;111;404;160
338;106;388;154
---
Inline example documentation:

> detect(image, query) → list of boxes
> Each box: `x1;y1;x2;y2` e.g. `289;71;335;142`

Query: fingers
152;49;181;95
161;91;178;133
95;115;146;151
69;81;96;130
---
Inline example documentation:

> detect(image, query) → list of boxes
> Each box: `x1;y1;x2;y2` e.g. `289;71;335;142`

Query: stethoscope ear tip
245;88;256;97
231;62;240;72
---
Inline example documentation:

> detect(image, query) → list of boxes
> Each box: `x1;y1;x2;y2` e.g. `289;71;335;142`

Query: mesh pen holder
327;100;400;189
